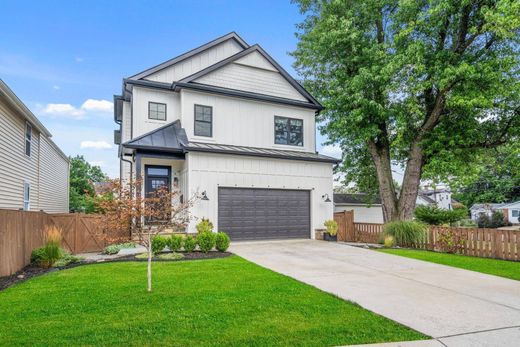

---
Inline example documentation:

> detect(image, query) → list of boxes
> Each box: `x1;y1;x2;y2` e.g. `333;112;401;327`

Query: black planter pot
323;233;337;242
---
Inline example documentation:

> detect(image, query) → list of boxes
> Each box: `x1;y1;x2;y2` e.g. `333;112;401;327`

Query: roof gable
129;32;249;81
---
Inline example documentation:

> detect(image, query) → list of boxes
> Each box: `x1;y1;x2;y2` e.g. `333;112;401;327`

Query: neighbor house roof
122;121;339;164
333;193;382;205
470;203;508;210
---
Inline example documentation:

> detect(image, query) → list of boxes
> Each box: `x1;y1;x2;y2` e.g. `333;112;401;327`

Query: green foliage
30;244;64;268
135;253;149;260
383;221;427;246
292;1;520;213
383;236;395;248
453;219;477;228
103;242;135;255
437;229;465;254
69;155;109;213
215;232;230;252
414;205;468;225
168;235;183;252
477;211;508;228
196;218;214;234
53;253;83;267
157;253;184;260
324;220;338;236
183;235;197;252
197;232;216;253
151;236;168;255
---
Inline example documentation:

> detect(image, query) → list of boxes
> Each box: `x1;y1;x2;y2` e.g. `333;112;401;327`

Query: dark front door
218;187;311;241
145;166;171;196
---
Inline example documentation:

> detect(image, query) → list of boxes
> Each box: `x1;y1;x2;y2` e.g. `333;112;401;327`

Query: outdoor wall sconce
201;191;209;201
322;194;331;202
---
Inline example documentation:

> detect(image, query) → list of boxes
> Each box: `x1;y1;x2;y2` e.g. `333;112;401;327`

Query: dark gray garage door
218;187;310;241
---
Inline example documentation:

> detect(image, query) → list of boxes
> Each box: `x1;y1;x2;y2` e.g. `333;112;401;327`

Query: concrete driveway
231;240;520;346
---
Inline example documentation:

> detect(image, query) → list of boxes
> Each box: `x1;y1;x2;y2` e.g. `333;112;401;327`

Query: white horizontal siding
180;89;316;152
186;152;333;236
195;62;307;102
0;101;40;210
38;135;69;213
145;39;243;83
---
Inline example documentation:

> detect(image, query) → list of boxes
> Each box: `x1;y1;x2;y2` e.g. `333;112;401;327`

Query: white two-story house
114;32;338;240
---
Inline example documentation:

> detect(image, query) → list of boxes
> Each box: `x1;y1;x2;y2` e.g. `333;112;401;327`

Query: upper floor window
194;105;212;137
23;181;30;211
274;116;303;146
25;122;32;157
148;102;166;121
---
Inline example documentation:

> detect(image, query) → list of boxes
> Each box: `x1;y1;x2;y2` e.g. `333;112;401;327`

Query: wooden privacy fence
333;210;520;261
0;209;130;277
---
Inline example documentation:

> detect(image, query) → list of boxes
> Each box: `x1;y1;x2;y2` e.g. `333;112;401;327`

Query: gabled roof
333;193;381;205
180;44;322;108
129;32;249;80
123;120;188;152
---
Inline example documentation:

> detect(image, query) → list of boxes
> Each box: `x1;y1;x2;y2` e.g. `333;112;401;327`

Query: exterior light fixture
322;194;331;202
201;191;209;201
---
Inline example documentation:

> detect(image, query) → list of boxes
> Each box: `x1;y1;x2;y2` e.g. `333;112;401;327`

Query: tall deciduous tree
69;155;108;213
292;0;520;221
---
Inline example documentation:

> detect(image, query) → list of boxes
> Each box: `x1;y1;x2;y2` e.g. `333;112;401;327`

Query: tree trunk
368;141;398;222
147;232;152;292
398;141;424;220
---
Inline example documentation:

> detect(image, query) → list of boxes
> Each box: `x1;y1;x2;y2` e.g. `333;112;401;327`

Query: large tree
292;0;520;221
69;155;108;213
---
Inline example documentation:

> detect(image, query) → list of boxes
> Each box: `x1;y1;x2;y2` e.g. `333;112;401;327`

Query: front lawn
0;256;425;346
379;249;520;281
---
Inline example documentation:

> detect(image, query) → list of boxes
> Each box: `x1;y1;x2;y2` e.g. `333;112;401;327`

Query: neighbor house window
148;102;166;121
194;105;212;137
274;116;303;146
25;122;32;156
23;182;30;211
513;210;519;217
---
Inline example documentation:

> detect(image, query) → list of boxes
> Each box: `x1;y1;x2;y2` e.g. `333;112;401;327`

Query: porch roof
123;120;188;152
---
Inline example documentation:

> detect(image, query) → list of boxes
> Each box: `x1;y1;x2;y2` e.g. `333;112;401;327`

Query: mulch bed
0;251;232;291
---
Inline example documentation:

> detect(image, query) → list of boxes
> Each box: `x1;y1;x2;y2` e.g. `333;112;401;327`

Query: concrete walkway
231;240;520;346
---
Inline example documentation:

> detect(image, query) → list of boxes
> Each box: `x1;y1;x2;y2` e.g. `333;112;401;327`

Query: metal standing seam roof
121;121;339;163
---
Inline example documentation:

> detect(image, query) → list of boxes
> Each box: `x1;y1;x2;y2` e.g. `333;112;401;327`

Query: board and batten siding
0;101;40;210
186;152;333;236
180;89;316;152
144;39;243;83
38;136;69;212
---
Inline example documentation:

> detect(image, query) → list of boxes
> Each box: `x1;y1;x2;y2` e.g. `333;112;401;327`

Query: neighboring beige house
0;79;69;213
114;32;338;240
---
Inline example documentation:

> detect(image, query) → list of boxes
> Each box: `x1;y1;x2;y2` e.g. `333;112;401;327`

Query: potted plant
323;220;338;242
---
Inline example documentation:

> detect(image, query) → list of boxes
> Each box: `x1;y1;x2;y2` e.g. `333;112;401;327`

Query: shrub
103;242;136;255
183;235;197;252
454;219;477;228
31;225;65;268
196;218;214;234
415;205;468;225
151;235;168;255
383;235;395;248
168;235;183;252
437;229;465;254
383;221;427;246
324;220;338;236
197;232;216;253
477;211;508;228
157;253;184;260
53;253;83;267
215;232;230;252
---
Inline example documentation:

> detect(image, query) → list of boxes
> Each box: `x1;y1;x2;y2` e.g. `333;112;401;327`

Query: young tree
292;0;520;221
69;155;108;213
97;179;198;292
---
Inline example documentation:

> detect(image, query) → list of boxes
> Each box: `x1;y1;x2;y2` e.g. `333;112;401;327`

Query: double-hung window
274;116;303;146
25;122;32;156
194;105;212;137
513;210;519;218
148;102;167;121
23;182;30;211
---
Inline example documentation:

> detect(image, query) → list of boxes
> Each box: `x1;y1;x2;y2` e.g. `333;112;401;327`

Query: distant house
470;202;520;224
0;80;69;213
334;189;455;223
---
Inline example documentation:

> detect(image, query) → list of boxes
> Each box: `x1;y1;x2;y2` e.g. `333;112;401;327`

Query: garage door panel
218;187;310;241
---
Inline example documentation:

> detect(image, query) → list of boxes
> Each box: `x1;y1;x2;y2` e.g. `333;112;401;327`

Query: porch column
135;152;142;198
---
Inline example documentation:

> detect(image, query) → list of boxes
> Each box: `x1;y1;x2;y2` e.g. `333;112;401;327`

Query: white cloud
80;140;112;149
89;160;105;167
81;99;112;113
53;85;60;90
40;99;113;120
319;144;342;159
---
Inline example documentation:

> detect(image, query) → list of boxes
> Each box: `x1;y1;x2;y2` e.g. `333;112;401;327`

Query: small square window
194;105;212;137
25;122;32;157
148;102;166;121
512;210;519;217
274;116;303;146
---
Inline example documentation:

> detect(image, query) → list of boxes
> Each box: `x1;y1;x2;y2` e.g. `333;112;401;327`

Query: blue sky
0;0;340;178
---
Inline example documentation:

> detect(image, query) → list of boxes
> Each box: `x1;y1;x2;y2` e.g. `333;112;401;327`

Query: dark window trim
194;104;213;137
274;116;304;147
148;101;167;121
25;122;32;157
144;165;171;195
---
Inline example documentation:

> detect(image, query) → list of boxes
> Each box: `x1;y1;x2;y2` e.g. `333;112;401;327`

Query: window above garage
274;116;303;147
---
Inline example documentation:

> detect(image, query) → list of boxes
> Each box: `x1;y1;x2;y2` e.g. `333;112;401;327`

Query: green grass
379;249;520;281
0;256;426;346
